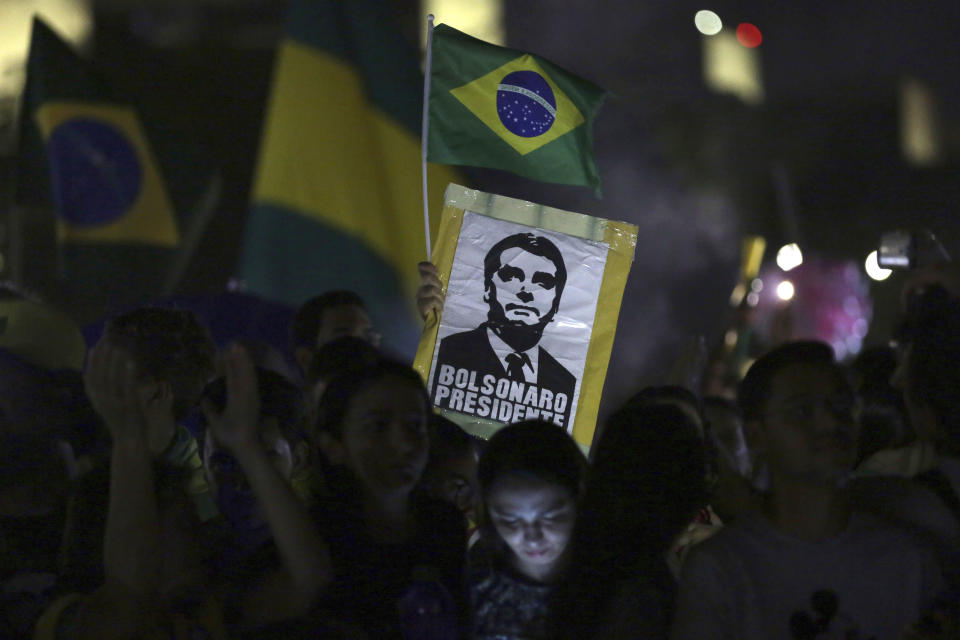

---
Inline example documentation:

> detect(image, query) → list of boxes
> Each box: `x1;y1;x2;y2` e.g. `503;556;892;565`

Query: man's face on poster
491;248;559;325
485;238;564;332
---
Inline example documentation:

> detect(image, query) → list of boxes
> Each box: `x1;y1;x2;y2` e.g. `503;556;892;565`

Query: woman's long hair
556;402;709;638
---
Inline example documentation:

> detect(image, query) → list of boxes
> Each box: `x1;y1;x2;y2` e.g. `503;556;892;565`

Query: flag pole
420;13;436;259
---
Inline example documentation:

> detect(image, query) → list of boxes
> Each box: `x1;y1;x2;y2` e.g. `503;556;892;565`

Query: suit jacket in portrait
431;325;576;426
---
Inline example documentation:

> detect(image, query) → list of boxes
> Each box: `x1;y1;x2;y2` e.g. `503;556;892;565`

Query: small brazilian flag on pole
427;24;606;193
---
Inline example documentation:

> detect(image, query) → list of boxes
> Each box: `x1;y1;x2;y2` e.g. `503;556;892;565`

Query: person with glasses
672;341;941;640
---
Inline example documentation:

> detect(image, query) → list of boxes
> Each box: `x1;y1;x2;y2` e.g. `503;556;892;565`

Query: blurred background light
736;22;763;48
724;329;737;347
0;0;92;153
422;0;505;48
776;243;803;271
0;0;91;89
754;260;872;361
694;10;723;36
864;250;892;281
702;29;763;105
899;77;943;167
776;279;795;301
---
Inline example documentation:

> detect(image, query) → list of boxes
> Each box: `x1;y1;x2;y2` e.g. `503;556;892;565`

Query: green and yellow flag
20;19;179;249
240;0;462;354
16;17;217;310
427;24;606;193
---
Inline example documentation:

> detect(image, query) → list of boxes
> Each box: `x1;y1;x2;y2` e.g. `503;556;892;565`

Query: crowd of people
0;261;958;639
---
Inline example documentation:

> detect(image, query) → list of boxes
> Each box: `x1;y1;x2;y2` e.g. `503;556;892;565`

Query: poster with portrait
414;184;637;449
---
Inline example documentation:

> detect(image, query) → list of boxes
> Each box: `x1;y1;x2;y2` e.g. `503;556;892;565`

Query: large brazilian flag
239;0;462;356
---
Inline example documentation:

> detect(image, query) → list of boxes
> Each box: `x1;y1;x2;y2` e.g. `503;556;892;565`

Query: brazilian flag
16;18;209;307
239;0;462;355
427;24;606;193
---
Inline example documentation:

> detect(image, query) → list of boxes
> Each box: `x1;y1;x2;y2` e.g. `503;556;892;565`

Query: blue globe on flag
47;118;143;226
496;70;556;138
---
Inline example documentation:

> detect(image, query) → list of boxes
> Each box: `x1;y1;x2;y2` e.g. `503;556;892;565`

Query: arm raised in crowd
201;343;332;628
73;340;168;637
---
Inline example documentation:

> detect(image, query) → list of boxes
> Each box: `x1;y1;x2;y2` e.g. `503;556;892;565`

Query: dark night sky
491;0;960;406
78;0;960;415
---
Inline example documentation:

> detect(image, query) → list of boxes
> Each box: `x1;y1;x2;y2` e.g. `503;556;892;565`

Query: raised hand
84;338;152;442
201;343;261;453
417;261;445;320
200;345;332;628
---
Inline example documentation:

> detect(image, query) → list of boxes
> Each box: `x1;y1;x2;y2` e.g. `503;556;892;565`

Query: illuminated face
316;304;375;347
752;362;857;484
487;248;561;327
203;417;295;532
335;376;429;495
486;473;576;582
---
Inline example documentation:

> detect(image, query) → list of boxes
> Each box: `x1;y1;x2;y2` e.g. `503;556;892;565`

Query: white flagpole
421;13;436;259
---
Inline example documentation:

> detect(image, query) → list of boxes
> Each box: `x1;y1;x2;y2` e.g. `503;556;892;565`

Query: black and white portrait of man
432;230;578;427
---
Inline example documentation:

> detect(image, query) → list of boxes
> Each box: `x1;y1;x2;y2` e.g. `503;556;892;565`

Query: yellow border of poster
414;184;637;450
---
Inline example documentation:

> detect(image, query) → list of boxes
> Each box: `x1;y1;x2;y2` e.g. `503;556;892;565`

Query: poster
414;184;637;449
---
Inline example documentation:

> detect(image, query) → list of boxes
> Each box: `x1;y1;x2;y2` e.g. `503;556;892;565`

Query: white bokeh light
865;250;892;281
695;10;723;36
776;280;795;301
776;243;803;272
